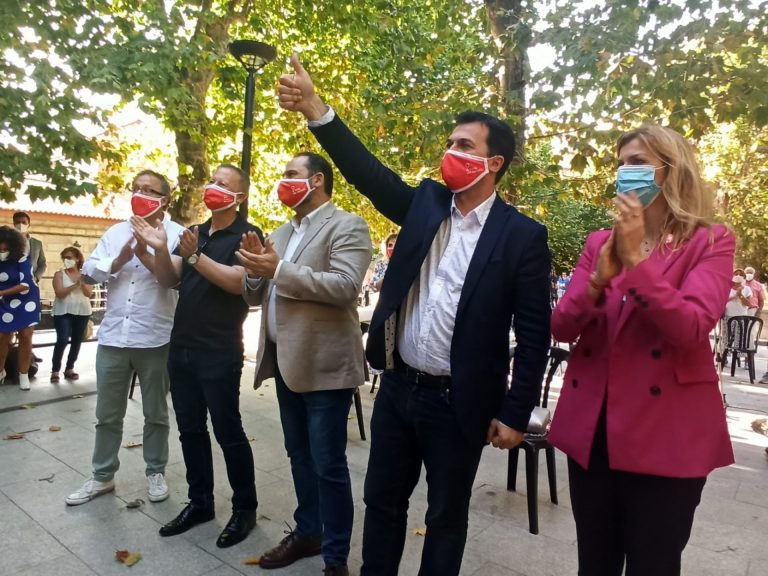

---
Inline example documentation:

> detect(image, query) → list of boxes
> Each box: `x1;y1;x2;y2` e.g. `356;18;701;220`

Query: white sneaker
18;372;30;391
65;478;115;506
147;473;169;502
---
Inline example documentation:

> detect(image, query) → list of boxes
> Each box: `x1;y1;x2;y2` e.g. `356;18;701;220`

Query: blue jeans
52;314;90;372
168;344;257;511
361;370;485;576
274;368;354;567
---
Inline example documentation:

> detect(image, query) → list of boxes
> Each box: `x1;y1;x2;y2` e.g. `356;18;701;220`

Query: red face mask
440;150;490;193
131;192;164;218
203;183;239;212
385;247;394;258
276;178;315;208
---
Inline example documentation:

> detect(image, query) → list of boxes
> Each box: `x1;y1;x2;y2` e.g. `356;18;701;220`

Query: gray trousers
92;344;170;482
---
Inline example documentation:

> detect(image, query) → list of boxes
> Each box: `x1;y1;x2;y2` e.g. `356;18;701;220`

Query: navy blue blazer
311;114;551;443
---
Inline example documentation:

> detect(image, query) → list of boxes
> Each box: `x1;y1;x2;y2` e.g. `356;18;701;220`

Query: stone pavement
1;326;767;576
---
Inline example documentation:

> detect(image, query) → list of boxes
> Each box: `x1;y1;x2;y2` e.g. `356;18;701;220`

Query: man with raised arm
277;55;552;575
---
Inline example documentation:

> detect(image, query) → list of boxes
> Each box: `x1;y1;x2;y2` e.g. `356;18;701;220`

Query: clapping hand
113;238;135;271
178;227;200;259
131;216;168;251
594;231;621;285
236;234;279;279
611;192;647;270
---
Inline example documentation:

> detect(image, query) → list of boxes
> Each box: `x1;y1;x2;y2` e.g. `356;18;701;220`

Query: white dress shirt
82;216;184;348
257;202;330;342
397;192;496;375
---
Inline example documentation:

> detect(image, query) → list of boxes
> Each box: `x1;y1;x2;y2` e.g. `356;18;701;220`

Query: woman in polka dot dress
0;226;41;390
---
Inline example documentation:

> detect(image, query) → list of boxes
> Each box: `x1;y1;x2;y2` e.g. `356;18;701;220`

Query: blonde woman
549;125;734;575
51;247;92;382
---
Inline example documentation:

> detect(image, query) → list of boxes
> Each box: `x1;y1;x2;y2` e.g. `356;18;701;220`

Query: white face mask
0;251;9;261
63;258;76;269
746;273;754;281
14;223;29;233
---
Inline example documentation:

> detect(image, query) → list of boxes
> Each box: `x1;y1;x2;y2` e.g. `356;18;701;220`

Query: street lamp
228;39;277;217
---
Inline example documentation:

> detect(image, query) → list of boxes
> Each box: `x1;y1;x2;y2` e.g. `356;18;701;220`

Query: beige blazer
242;203;373;393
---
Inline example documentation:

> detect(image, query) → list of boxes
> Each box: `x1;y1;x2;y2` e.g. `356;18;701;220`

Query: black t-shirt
171;214;263;350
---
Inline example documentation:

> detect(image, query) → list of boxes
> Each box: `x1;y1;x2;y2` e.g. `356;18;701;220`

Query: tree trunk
171;128;209;226
167;1;251;225
485;0;531;205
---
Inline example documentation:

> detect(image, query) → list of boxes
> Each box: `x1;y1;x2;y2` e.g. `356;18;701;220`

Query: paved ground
1;322;767;576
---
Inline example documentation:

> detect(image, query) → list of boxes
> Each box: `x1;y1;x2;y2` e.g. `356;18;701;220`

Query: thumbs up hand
278;52;328;121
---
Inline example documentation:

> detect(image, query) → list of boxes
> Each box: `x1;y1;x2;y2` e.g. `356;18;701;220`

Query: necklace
641;238;653;255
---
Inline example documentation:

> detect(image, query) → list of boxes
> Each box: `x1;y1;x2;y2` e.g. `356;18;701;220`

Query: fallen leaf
115;550;142;566
4;434;24;440
126;499;144;509
751;419;768;436
49;425;62;432
71;394;84;399
244;556;261;565
38;473;55;483
124;442;143;449
248;436;256;442
412;527;427;536
19;404;35;410
116;550;129;561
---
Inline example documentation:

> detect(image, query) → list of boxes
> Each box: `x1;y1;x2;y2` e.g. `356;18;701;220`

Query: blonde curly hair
617;125;718;248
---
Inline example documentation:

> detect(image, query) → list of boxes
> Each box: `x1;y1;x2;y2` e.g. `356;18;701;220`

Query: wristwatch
186;249;201;266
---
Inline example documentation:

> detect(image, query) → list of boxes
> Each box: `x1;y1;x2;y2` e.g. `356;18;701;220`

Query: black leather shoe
259;531;322;569
215;509;256;548
159;503;215;537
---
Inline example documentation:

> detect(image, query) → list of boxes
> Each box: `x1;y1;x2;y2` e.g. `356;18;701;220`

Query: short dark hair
12;211;30;224
133;170;171;196
295;152;334;196
60;246;85;270
217;164;250;194
454;111;516;182
0;225;26;260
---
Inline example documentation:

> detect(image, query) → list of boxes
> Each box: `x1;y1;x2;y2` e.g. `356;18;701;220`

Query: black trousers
360;370;485;576
568;414;706;576
168;344;257;511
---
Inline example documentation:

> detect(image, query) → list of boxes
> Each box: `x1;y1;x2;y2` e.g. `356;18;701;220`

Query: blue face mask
616;165;662;207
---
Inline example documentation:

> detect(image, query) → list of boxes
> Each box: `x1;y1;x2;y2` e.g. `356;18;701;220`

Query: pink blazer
549;225;735;478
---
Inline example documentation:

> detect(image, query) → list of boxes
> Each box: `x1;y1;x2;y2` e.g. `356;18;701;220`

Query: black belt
394;357;452;389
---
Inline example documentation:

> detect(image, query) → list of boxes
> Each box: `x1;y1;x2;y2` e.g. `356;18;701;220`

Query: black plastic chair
720;315;763;383
507;346;570;534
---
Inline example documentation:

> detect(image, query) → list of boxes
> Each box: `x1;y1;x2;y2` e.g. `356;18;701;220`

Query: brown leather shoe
323;565;349;576
258;531;322;569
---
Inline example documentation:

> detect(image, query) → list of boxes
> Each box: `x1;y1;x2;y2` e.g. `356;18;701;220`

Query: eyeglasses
128;184;165;197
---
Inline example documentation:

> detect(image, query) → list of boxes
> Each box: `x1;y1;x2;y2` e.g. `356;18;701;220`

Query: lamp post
228;39;277;217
